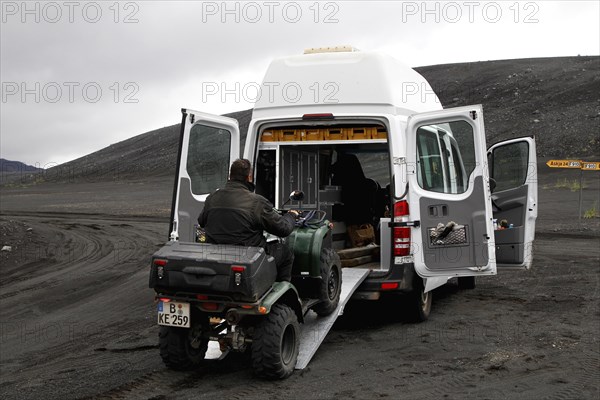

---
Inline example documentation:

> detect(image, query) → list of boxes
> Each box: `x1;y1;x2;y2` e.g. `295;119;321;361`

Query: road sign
581;161;600;171
546;160;600;170
546;160;582;168
546;159;600;220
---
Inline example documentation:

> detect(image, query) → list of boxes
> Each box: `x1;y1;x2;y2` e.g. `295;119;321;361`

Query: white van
169;47;537;321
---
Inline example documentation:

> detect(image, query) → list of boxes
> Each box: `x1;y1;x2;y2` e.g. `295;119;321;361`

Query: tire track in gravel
1;215;598;400
0;214;169;400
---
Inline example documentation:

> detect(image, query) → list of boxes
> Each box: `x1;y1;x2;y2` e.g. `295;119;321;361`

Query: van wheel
159;319;209;370
407;278;432;322
311;248;342;317
458;276;476;290
252;304;300;379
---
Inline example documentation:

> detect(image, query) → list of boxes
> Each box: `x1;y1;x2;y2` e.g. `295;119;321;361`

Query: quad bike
148;191;342;379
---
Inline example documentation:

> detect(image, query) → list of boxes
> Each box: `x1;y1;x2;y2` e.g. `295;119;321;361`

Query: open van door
403;105;496;283
488;137;537;269
169;109;240;242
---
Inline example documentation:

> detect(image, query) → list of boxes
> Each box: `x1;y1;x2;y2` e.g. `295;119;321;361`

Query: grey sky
1;0;598;167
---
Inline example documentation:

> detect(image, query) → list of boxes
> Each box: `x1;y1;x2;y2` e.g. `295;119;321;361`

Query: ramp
205;268;370;364
295;268;369;369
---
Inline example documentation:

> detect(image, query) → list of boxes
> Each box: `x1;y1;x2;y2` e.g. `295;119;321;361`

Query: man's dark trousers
266;242;294;282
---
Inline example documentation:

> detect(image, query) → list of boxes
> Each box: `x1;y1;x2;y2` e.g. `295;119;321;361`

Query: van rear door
403;105;496;280
170;109;240;242
488;137;537;269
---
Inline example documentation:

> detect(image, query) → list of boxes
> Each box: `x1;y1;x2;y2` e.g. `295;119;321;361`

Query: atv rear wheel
159;318;209;370
251;303;300;379
311;248;342;317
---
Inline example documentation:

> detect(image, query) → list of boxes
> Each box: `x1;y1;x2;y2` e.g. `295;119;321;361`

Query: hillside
9;56;600;185
0;159;44;185
417;56;600;156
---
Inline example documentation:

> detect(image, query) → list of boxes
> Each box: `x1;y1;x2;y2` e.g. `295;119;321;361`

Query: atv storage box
150;242;277;302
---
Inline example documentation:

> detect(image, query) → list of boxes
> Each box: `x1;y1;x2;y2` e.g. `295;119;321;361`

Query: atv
149;191;342;379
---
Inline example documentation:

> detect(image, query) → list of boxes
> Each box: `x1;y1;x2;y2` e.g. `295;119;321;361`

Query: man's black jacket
198;180;295;248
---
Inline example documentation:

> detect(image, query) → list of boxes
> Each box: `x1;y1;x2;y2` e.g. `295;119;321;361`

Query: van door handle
428;205;448;217
388;221;420;227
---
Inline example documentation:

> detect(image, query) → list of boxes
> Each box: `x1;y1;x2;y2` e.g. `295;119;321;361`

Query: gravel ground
1;161;598;399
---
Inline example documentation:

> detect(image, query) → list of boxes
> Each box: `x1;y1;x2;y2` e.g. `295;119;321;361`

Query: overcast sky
1;0;599;167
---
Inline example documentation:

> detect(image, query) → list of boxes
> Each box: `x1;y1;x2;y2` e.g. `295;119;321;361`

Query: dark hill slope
43;110;251;183
417;56;599;157
39;56;599;184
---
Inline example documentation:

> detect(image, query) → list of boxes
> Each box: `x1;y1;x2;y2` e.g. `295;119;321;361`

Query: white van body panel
404;105;497;279
252;51;442;119
170;110;240;241
488;137;538;269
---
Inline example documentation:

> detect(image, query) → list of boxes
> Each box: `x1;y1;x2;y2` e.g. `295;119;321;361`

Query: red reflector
196;295;208;300
231;265;246;273
202;302;218;311
158;297;171;302
393;200;411;256
393;247;410;256
381;282;399;290
393;227;410;238
394;201;409;216
153;259;167;266
302;113;334;120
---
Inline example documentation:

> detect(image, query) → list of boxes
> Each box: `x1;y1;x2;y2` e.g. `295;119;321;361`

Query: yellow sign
546;160;582;168
546;160;600;170
581;161;600;171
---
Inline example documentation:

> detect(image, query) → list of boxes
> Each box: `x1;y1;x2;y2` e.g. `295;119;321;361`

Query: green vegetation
551;178;586;192
583;202;599;219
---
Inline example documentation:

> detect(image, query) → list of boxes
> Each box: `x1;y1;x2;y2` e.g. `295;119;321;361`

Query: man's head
229;159;253;183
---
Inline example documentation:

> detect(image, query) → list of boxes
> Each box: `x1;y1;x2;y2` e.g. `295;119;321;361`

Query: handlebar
276;209;327;224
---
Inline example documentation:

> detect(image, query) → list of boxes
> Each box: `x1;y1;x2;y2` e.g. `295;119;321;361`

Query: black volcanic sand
0;160;599;400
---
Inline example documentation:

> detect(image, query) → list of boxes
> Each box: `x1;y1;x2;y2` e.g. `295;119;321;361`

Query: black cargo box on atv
149;242;277;302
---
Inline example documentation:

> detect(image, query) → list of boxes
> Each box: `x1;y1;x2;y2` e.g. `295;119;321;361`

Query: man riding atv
152;158;343;379
198;158;299;282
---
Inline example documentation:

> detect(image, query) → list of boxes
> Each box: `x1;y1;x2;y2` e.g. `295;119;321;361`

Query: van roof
253;50;442;116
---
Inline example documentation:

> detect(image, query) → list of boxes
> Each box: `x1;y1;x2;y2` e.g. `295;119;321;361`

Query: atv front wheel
311;248;342;317
251;304;300;379
159;319;209;370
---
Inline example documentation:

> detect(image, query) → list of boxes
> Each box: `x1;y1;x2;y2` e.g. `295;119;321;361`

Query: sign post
546;159;600;219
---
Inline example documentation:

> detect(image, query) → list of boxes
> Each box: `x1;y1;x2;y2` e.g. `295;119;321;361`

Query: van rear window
186;124;231;195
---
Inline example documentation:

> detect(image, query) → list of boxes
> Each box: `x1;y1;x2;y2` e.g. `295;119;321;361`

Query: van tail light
393;200;411;256
381;282;399;290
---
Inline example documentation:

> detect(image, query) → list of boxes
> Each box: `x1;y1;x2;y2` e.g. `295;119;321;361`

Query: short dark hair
229;159;252;182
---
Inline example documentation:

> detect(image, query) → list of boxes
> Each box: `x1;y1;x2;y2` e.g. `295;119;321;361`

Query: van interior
254;124;391;272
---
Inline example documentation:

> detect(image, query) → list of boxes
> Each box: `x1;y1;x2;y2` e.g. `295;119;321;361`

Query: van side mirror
290;190;304;201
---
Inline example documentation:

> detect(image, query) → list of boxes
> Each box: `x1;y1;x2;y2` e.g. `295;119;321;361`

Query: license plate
157;301;190;328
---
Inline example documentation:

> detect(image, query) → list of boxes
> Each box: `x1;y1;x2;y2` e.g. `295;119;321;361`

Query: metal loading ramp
205;268;370;364
295;268;370;369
